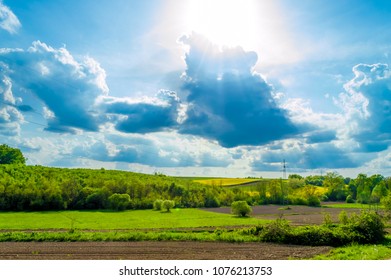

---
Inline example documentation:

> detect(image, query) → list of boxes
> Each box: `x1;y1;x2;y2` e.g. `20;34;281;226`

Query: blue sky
1;0;391;178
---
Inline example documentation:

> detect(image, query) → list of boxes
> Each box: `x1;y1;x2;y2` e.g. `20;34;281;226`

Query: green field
322;203;384;209
313;236;391;260
0;209;266;230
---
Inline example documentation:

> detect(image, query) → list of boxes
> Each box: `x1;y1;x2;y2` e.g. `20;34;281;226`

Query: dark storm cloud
252;143;358;172
103;90;181;134
178;32;300;148
73;137;197;168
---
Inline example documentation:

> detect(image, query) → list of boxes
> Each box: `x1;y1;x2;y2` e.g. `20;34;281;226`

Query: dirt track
0;241;331;260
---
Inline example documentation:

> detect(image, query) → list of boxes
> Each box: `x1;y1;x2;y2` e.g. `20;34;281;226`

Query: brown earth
203;204;366;225
0;241;332;260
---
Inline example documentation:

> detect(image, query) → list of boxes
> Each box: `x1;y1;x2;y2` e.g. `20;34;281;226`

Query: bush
287;195;307;206
108;193;130;211
153;199;163;211
259;218;290;243
231;201;252;217
248;211;386;246
339;210;349;225
381;194;391;211
344;210;385;244
204;195;220;208
251;220;349;246
346;195;355;203
323;212;333;226
307;196;321;207
162;200;175;212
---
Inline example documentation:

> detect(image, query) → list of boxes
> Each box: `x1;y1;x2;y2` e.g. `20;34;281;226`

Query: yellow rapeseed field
194;178;261;187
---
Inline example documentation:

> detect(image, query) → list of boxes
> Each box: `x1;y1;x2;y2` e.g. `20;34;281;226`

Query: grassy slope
0;209;266;230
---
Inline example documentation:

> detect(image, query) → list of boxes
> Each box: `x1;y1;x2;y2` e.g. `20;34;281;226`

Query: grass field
0;209;267;230
194;178;261;186
322;203;384;209
313;236;391;260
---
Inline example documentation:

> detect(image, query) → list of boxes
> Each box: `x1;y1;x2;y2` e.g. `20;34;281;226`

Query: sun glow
158;0;300;67
184;0;259;48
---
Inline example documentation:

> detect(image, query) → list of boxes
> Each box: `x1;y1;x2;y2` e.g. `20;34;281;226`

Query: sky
1;0;391;178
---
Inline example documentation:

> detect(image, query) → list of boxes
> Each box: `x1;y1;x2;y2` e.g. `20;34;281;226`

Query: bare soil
203;204;364;225
0;241;332;260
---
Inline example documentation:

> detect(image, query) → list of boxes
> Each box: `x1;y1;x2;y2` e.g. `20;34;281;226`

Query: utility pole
281;159;287;205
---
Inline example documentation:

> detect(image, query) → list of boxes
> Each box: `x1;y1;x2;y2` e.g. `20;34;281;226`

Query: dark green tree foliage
108;193;131;211
381;193;391;218
0;165;230;211
305;175;325;186
0;144;26;165
323;172;347;201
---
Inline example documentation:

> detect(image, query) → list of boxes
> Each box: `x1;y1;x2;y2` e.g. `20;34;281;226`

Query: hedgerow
244;210;385;246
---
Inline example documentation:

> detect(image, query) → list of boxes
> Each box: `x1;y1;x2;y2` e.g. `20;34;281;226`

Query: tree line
0;164;252;211
0;144;390;211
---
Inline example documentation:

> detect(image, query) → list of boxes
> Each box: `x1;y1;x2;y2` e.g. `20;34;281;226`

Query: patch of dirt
0;241;332;260
203;204;364;225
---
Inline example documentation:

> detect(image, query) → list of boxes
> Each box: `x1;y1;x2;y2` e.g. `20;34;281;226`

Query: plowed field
203;204;363;225
0;241;331;260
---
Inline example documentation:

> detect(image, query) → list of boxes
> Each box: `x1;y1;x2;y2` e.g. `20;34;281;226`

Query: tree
323;172;346;201
371;182;388;204
153;199;163;210
355;174;372;204
381;193;391;219
231;200;252;217
162;200;175;212
0;144;26;165
108;193;131;211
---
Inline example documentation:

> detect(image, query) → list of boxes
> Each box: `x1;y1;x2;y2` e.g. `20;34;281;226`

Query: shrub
287;195;307;206
339;210;349;225
246;211;385;246
204;195;220;208
162;200;175;212
344;210;385;244
307;196;321;207
320;195;329;202
346;195;355;203
259;218;290;243
153;199;163;211
323;212;333;226
381;194;391;211
231;201;252;217
108;193;130;211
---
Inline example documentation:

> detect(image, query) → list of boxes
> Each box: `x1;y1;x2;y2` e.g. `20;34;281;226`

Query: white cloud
0;72;23;136
0;41;109;133
0;0;21;34
336;63;391;152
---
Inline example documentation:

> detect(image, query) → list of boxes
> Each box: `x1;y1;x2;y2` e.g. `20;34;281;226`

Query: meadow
0;208;266;230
